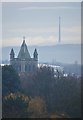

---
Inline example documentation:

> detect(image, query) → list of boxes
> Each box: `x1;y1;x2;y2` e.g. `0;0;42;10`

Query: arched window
28;65;31;72
25;65;28;72
19;65;21;72
33;65;35;71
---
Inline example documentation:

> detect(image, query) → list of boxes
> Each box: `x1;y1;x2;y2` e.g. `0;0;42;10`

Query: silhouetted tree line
2;65;81;118
2;65;20;97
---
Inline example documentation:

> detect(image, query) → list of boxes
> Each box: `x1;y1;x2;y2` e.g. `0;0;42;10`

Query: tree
3;94;47;118
2;65;20;96
2;93;29;118
28;96;47;118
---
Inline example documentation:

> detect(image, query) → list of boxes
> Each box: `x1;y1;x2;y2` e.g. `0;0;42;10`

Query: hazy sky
2;2;81;46
1;0;82;2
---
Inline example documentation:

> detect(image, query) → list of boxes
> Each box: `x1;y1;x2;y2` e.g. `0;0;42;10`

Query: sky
1;0;82;2
1;2;81;47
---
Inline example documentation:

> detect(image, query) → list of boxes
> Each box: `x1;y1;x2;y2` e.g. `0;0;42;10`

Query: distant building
10;38;38;74
38;63;64;77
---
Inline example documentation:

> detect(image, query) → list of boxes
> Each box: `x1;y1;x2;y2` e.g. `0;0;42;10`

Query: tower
10;48;15;60
17;37;31;60
33;48;38;61
59;16;61;43
9;37;38;74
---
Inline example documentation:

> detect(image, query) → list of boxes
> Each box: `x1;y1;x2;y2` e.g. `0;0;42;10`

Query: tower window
33;65;35;71
28;65;31;72
25;65;28;71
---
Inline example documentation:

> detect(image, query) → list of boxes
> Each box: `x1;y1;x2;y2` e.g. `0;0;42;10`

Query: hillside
2;44;81;65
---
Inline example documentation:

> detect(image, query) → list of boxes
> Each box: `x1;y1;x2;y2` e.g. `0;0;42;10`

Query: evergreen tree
2;65;20;96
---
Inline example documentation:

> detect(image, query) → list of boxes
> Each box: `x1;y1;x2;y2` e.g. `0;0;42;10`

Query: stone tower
10;37;38;74
10;48;15;64
33;48;38;61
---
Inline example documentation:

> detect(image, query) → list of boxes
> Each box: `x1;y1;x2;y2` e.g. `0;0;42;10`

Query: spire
34;48;37;53
10;48;15;60
17;37;31;59
33;48;38;60
10;48;15;55
23;36;25;43
59;16;61;43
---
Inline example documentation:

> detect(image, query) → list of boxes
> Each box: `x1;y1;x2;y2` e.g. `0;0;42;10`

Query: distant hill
2;44;81;65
